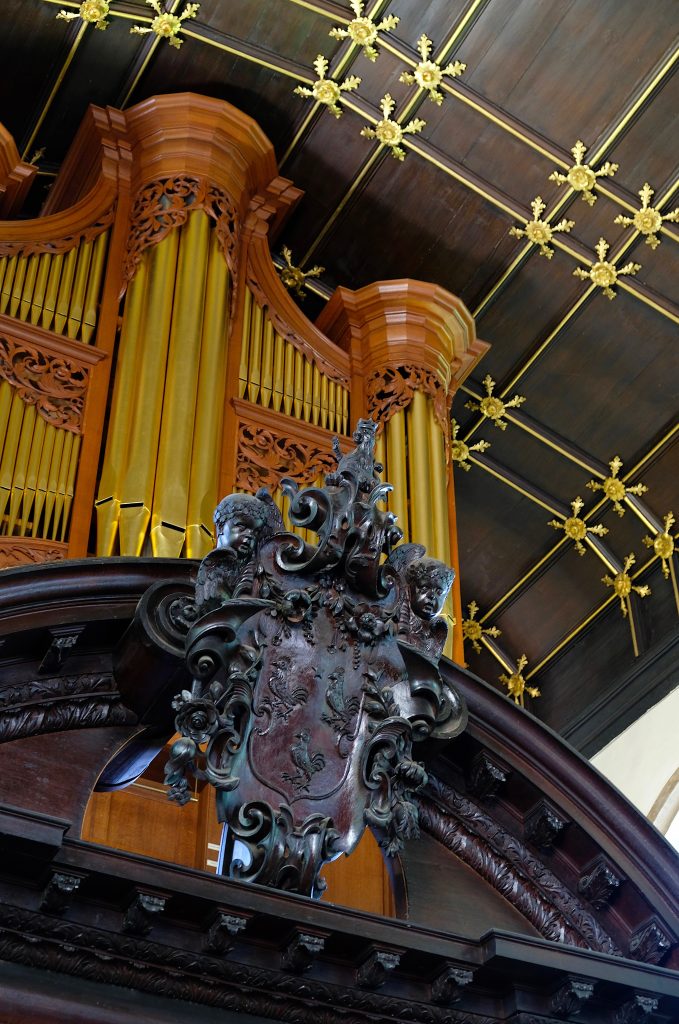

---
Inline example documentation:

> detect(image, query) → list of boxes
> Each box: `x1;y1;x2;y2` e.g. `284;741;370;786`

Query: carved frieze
0;207;114;259
0;539;67;567
122;176;239;286
0;673;135;744
0;333;89;432
235;421;339;493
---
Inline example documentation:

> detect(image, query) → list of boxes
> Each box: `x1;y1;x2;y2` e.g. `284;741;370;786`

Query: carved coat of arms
166;420;467;897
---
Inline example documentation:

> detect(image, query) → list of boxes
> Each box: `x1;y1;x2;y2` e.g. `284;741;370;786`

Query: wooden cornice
0;124;36;219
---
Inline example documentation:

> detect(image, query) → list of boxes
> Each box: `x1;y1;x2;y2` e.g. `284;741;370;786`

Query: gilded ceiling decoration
130;1;200;49
572;238;641;300
56;1;109;29
398;35;466;105
549;140;618;206
498;654;540;707
360;94;426;161
294;56;360;119
329;1;399;63
509;196;575;260
278;246;325;298
548;497;608;557
449;419;490;471
464;374;526;430
614;183;679;250
643;513;677;581
461;601;501;656
602;555;651;617
586;456;648;516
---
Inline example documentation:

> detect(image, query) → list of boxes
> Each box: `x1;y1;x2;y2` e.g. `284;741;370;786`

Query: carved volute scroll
165;419;467;897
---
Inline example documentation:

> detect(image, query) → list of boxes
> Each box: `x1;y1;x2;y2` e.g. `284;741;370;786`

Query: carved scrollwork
0;207;114;259
0;673;135;744
0;334;89;432
0;539;67;567
366;364;452;442
235;422;338;493
122;176;239;285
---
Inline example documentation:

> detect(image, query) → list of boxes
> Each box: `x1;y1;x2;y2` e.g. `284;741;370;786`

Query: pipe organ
0;93;487;660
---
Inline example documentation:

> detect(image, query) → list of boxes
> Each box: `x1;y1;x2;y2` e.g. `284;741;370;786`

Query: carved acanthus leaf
0;207;114;259
0;334;89;432
0;673;135;743
122;176;239;286
366;364;451;440
235;422;337;493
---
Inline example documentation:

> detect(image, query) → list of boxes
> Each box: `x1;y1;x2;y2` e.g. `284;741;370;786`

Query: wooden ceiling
2;0;678;752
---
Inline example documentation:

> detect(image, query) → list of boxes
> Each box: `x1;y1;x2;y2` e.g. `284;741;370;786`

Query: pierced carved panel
366;364;451;439
235;422;338;493
0;334;89;432
0;207;114;259
122;176;239;285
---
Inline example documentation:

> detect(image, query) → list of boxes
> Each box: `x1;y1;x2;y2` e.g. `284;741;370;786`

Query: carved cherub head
213;489;283;561
405;557;455;621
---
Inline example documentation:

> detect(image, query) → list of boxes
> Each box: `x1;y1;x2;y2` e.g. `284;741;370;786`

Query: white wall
591;686;679;851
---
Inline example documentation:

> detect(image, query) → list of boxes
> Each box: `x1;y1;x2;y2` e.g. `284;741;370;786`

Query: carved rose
375;119;403;147
349;17;377;45
568;165;596;191
313;80;341;105
173;697;218;744
346;606;391;645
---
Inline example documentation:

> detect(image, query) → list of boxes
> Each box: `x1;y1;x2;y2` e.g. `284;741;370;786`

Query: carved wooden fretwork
366;364;451;440
420;776;620;955
122;176;239;286
235;422;338;493
0;539;67;567
0;207;114;259
0;673;136;744
0;334;89;432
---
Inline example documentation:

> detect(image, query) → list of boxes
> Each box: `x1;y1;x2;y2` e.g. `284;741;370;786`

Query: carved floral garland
122;176;239;286
366;364;452;443
0;334;88;432
420;775;620;955
235;422;338;493
0;207;114;259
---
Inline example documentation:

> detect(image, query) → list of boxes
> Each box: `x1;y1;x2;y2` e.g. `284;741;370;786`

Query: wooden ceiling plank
21;19;88;161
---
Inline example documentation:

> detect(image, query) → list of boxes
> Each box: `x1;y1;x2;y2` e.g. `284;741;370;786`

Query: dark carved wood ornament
165;419;466;896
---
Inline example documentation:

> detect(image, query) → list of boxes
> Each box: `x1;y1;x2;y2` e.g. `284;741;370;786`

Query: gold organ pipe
32;423;56;538
66;239;93;339
247;301;264;405
385;411;409;540
186;229;230;559
42;427;65;539
238;287;252;398
95;257;148;555
312;364;321;425
260;317;274;409
118;232;179;556
0;393;26;526
41;253;64;332
328;380;336;433
54;247;79;334
0;256;17;315
51;430;74;540
9;256;27;318
342;386;348;435
407;391;435;556
31;254;51;325
320;374;328;430
19;255;40;321
152;211;210;558
0;256;7;296
82;230;108;343
427;405;451;567
283;341;295;416
272;330;285;412
19;414;46;535
303;358;312;422
59;433;80;541
6;404;36;534
293;348;304;419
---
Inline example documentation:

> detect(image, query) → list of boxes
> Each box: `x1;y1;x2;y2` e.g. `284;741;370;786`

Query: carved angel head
213;489;284;559
405;557;455;621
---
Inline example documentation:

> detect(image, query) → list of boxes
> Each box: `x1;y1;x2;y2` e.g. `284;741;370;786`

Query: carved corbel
38;626;84;675
40;871;84;915
524;799;569;849
613;993;659;1024
356;946;401;989
123;890;167;936
202;909;250;955
467;750;510;800
281;929;327;973
431;963;474;1005
578;855;623;909
551;976;595;1017
627;919;673;965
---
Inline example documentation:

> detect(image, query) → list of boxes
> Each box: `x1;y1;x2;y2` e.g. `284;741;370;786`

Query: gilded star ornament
462;601;501;655
549;140;618;206
614;183;679;250
586;456;647;516
602;554;651;617
509;196;575;259
130;1;199;49
56;0;110;30
450;419;490;471
499;655;540;708
549;496;608;556
572;238;641;300
399;35;466;105
643;512;678;580
294;56;360;118
360;94;426;162
464;375;525;431
278;247;324;299
329;0;399;62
